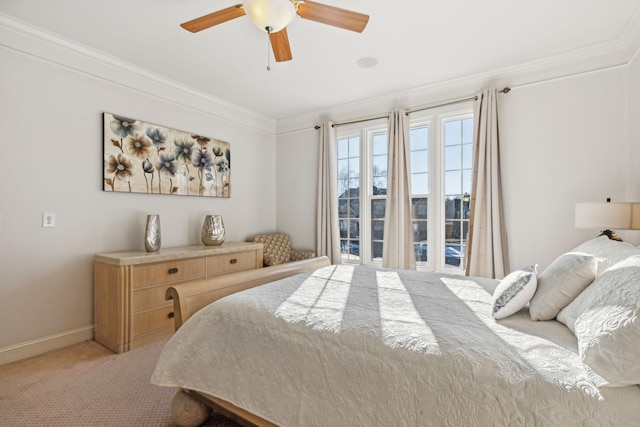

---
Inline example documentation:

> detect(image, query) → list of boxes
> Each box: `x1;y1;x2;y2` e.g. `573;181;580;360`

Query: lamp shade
243;0;296;33
575;202;640;230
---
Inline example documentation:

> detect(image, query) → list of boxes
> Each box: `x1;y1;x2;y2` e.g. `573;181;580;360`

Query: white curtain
465;89;509;279
382;110;416;270
316;121;342;264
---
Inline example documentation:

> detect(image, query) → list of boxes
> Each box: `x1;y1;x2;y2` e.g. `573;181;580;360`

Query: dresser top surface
95;242;263;266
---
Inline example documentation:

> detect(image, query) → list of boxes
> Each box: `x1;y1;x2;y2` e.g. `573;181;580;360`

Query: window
409;115;473;271
337;135;361;262
370;131;388;261
337;107;473;272
337;124;388;264
409;126;429;265
442;117;473;269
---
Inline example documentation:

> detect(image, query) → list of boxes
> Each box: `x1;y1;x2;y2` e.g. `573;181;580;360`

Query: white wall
500;67;630;270
0;48;276;356
276;65;635;274
275;128;318;251
628;51;640;202
626;51;640;245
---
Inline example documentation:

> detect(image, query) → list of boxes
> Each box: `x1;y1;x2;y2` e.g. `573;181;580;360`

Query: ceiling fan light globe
243;0;296;33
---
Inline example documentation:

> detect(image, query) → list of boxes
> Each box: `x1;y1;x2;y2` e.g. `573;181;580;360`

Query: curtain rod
313;114;389;130
313;87;510;130
406;87;511;115
405;95;477;115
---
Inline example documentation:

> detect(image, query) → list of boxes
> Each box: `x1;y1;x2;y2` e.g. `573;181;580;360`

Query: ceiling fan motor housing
243;0;296;33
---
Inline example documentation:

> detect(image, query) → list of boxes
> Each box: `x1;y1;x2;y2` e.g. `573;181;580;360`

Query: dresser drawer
206;251;257;276
132;305;175;338
132;258;205;289
132;285;171;313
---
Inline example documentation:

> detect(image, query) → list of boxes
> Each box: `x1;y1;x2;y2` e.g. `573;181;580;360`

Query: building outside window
337;107;473;272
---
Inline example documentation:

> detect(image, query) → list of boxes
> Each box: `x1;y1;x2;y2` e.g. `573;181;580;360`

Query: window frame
366;125;389;265
337;130;362;264
337;119;388;266
411;106;474;272
335;105;473;272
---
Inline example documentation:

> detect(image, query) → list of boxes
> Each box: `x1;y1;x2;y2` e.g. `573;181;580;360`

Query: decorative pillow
559;255;640;386
492;266;538;320
569;236;640;276
529;252;597;321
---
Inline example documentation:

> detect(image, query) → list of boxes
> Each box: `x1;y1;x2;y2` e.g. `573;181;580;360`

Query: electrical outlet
43;212;56;228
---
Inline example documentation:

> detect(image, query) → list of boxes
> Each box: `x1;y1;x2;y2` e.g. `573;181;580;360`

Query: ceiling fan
180;0;369;64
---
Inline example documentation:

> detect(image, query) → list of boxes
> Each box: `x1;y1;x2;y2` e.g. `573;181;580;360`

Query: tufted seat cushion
247;233;315;266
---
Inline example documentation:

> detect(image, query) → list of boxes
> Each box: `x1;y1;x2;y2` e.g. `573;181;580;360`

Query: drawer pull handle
168;312;175;319
168;267;179;274
230;258;238;264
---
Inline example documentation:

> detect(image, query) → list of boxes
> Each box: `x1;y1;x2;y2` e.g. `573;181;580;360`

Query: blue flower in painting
146;127;167;148
192;149;213;170
156;153;178;177
110;115;139;139
142;159;154;174
174;138;195;163
216;157;229;175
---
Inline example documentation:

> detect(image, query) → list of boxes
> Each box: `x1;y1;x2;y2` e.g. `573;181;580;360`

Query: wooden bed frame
164;256;331;427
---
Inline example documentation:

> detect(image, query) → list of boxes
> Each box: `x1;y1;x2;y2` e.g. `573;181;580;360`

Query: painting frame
102;113;231;198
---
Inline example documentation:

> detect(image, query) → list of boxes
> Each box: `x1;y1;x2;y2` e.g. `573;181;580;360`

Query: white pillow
492;266;538;320
558;255;640;386
529;252;596;321
557;237;640;331
570;236;640;276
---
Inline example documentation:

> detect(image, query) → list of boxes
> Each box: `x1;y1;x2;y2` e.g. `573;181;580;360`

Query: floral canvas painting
103;113;231;197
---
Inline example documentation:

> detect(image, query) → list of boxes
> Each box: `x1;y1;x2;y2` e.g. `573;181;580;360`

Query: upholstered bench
247;233;315;266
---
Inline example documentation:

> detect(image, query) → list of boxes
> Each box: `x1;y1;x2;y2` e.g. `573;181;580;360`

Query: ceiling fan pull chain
266;26;272;71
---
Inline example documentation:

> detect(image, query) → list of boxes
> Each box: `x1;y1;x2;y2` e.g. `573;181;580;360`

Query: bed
151;237;640;427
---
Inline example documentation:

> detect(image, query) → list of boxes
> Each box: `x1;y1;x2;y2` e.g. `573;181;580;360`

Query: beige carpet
0;338;242;427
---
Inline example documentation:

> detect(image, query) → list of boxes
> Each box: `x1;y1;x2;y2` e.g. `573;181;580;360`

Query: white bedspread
152;265;640;426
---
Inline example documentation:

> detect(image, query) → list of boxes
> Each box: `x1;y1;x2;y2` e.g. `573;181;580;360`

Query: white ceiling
2;0;640;121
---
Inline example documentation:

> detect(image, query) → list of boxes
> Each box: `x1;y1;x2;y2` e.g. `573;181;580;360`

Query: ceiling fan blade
297;1;369;33
270;28;293;62
180;4;245;33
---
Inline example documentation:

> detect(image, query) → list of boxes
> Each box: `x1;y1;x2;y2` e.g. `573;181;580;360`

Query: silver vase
144;214;161;252
201;215;225;246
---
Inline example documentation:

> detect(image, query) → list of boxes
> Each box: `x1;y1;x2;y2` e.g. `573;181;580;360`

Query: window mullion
360;128;372;265
431;121;443;270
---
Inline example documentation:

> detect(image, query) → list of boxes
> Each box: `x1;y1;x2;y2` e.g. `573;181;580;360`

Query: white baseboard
0;326;94;366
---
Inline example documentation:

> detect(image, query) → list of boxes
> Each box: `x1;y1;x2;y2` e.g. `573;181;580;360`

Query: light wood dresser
94;242;263;353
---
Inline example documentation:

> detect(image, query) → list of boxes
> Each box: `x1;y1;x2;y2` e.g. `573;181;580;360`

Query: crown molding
0;13;276;135
621;5;640;63
276;36;631;135
3;10;637;138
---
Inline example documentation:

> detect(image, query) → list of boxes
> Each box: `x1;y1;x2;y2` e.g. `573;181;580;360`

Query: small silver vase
201;215;225;246
144;214;161;252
